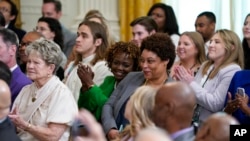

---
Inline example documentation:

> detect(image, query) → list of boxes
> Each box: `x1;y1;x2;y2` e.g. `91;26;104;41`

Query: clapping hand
73;109;106;141
77;64;94;92
173;66;194;84
9;107;29;131
224;92;240;114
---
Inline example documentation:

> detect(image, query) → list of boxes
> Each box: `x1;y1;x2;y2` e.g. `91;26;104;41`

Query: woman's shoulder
217;64;242;77
126;71;144;78
118;72;144;85
104;75;116;81
221;63;241;72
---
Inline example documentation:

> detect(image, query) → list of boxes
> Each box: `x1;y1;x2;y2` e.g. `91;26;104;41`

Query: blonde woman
174;29;244;124
114;86;157;141
171;31;206;78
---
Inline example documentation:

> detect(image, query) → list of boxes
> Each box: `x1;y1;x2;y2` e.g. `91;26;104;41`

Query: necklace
179;62;196;70
32;97;36;102
32;85;38;102
144;76;168;86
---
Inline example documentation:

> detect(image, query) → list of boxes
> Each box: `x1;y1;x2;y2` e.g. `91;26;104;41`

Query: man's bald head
153;82;196;133
19;31;44;63
0;79;11;119
22;31;44;42
195;112;239;141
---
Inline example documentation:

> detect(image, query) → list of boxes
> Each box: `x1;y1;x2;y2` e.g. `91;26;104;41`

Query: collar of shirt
10;64;18;72
171;126;194;140
0;117;7;124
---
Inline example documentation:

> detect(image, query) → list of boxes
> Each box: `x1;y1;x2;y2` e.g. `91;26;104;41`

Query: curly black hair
106;41;140;71
140;33;176;70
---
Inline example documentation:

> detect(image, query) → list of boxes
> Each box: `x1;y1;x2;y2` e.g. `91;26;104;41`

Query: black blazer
0;117;21;141
7;23;26;42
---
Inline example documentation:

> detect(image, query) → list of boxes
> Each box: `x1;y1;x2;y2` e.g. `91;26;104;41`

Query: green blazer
78;76;116;121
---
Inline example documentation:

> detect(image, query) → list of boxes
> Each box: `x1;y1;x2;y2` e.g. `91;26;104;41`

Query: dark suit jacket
61;24;76;58
102;72;145;134
7;23;26;42
101;72;173;134
0;117;21;141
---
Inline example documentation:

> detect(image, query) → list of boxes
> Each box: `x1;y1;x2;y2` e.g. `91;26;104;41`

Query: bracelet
24;123;31;131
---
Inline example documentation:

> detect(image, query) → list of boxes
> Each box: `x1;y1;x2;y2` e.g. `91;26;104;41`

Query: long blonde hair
202;29;244;78
116;86;157;141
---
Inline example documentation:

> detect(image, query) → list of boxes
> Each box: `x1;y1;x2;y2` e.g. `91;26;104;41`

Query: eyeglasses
0;7;10;13
19;42;32;48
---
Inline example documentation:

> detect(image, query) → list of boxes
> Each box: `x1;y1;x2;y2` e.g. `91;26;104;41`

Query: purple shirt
10;66;32;107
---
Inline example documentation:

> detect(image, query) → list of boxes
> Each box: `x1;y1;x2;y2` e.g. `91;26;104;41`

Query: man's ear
165;102;175;114
94;38;102;47
10;15;16;22
56;11;62;19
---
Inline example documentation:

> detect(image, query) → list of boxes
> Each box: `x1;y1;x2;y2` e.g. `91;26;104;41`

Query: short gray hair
25;38;62;73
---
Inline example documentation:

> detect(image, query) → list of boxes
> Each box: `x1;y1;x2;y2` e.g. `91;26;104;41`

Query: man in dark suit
0;0;26;42
0;79;21;141
153;82;196;141
42;0;77;58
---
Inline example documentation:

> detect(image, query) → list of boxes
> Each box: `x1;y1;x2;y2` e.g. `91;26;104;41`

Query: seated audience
153;82;196;141
195;112;239;141
171;31;206;78
64;21;112;101
102;33;176;140
66;10;117;69
174;29;244;125
77;41;140;121
9;38;78;141
224;70;250;124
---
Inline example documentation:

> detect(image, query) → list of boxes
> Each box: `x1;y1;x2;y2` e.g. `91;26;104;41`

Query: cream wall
20;0;120;40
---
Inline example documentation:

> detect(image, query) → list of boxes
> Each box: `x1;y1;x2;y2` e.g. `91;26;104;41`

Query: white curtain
163;0;250;40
